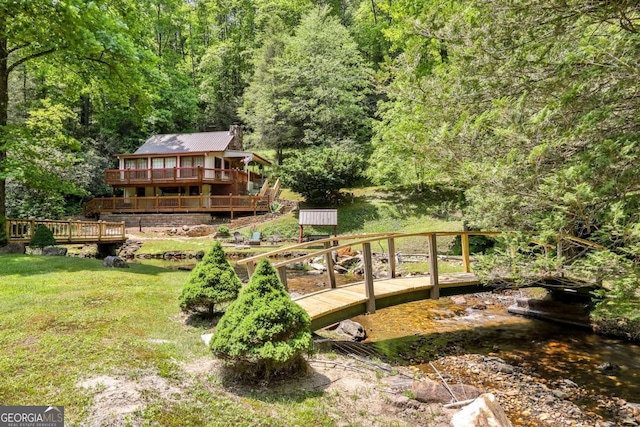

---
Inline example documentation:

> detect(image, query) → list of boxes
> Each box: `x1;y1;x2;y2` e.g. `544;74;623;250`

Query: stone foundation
99;213;213;227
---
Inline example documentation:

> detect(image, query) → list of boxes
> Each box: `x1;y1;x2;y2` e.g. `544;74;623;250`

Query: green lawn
0;255;342;426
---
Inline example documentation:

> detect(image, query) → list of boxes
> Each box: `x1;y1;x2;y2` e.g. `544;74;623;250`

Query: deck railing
6;218;126;244
83;194;271;217
238;231;500;314
105;167;264;186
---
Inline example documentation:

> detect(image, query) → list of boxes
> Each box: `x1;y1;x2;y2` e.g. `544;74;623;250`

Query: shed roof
133;131;234;155
298;209;338;226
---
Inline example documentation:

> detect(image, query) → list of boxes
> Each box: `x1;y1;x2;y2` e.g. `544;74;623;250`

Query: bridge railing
237;231;500;314
6;218;127;244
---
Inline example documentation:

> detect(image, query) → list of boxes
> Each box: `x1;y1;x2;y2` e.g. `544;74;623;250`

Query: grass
0;255;344;426
243;186;464;254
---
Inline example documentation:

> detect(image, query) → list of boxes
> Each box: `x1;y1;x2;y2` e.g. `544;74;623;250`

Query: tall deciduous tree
0;0;145;219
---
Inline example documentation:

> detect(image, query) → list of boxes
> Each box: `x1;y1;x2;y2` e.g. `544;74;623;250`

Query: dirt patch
78;374;182;427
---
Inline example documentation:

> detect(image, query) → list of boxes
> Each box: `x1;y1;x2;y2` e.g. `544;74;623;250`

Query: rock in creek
411;380;482;404
336;320;367;341
450;393;513;427
103;256;129;268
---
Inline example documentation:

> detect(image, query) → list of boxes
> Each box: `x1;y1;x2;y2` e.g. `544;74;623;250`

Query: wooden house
83;126;279;221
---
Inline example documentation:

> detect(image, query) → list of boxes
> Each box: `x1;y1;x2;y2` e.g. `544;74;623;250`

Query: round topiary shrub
216;225;230;238
179;241;242;316
210;259;313;381
29;225;56;248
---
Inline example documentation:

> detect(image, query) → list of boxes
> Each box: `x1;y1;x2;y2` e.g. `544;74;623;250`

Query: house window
125;158;147;179
180;156;204;178
151;157;177;179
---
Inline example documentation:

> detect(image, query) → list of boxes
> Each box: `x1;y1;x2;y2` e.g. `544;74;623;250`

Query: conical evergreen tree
210;259;312;380
179;241;242;316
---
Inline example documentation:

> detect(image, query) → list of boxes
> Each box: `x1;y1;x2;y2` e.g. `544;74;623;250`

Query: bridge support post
461;233;471;273
246;262;255;277
428;234;439;299
277;266;288;290
387;238;396;278
362;242;376;313
324;241;337;288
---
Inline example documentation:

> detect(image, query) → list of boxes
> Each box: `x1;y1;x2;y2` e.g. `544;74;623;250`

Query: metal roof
133;131;234;155
299;209;338;226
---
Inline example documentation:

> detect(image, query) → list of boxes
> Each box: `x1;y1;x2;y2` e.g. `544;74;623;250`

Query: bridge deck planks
293;273;481;325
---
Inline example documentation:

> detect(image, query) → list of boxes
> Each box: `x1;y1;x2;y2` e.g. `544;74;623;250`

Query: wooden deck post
324;241;337;288
387;238;396;278
277;266;288;290
30;219;35;239
362;242;376;313
229;193;234;220
428;233;439;299
461;233;471;273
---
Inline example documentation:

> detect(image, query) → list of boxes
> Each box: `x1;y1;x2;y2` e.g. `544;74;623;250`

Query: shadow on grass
185;312;223;329
0;254;178;277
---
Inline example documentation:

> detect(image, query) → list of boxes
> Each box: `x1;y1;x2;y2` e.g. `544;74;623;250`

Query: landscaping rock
452;296;467;306
411;380;482;404
186;225;215;237
103;256;129;268
42;247;68;256
450;393;513;427
0;242;26;254
336;319;367;341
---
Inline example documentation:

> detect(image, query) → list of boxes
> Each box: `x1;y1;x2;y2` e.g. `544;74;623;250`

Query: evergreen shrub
210;259;313;381
179;241;242;316
29;225;56;248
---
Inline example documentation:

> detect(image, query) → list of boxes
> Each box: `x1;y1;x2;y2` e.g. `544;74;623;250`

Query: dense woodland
1;1;640;323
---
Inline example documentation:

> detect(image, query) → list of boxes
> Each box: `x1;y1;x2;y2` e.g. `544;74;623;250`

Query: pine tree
179;242;242;316
210;259;312;381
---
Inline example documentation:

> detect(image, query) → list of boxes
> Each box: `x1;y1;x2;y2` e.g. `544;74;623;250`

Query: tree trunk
0;33;8;220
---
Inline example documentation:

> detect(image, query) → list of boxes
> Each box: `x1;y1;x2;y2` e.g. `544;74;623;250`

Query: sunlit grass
0;255;362;426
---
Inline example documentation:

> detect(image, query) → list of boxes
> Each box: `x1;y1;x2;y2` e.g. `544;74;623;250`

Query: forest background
1;1;640;325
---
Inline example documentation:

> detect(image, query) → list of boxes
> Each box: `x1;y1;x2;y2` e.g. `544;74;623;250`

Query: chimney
229;124;243;150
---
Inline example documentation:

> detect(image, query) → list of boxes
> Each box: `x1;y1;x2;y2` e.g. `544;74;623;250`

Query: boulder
42;247;68;256
411;380;482;404
0;242;26;255
336;319;367;341
450;393;513;427
103;256;129;268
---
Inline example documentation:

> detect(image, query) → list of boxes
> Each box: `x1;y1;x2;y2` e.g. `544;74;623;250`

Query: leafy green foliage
29;225;56;248
216;225;230;237
210;259;312;381
179;242;242;316
280;145;366;205
241;6;372;162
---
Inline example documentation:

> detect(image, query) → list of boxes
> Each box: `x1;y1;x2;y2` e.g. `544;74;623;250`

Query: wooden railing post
98;221;103;242
362;242;376;313
68;220;73;242
277;266;288;290
229;193;234;220
30;219;35;240
324;241;337;288
387;238;396;278
428;233;439;299
461;233;471;273
246;262;255;277
121;221;126;240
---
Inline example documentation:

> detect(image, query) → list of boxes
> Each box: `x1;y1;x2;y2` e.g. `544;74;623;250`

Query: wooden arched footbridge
238;232;598;330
